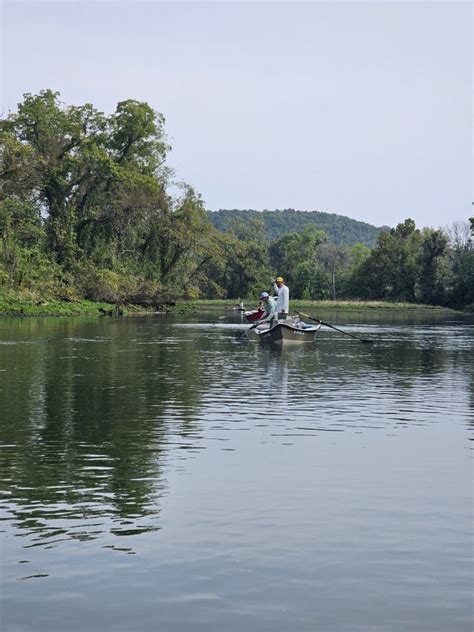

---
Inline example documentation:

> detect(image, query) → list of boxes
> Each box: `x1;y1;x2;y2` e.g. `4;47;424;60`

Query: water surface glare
0;311;473;631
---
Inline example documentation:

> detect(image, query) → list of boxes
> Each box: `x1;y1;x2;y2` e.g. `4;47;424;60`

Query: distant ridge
207;209;389;248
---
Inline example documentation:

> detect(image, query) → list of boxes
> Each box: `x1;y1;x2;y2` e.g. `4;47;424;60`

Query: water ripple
0;313;472;631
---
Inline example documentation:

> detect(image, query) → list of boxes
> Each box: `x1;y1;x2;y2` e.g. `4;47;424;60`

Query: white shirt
273;283;289;314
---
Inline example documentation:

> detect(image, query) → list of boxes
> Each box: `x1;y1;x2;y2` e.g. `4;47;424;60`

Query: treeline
261;218;473;308
207;208;387;247
0;91;473;310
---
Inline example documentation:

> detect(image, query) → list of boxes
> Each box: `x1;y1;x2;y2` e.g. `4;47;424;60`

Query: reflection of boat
244;308;264;322
247;318;321;344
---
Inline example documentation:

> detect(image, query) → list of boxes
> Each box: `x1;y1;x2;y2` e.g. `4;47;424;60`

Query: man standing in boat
272;276;289;317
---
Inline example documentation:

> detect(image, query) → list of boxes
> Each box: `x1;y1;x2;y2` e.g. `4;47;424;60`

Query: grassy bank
181;299;462;312
0;290;121;317
0;291;464;317
0;289;196;317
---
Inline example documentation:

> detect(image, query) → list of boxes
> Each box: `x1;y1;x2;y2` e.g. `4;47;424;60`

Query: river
0;310;472;631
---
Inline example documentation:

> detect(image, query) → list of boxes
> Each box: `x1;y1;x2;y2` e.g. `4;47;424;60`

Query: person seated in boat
257;291;277;324
272;276;289;316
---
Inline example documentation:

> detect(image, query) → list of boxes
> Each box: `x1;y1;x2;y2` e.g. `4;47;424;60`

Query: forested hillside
1;91;473;311
207;209;387;247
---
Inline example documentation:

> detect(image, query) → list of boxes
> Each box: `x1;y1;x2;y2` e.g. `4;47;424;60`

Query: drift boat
247;318;321;344
244;308;264;322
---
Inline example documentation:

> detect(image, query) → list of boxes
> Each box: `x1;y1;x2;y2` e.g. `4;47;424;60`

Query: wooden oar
296;311;373;344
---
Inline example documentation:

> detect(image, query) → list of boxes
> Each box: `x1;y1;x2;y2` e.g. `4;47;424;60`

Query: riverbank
0;290;194;317
182;299;464;313
0;291;122;317
0;291;466;317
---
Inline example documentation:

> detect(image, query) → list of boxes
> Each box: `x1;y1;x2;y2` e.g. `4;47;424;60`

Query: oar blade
238;322;260;341
296;311;373;344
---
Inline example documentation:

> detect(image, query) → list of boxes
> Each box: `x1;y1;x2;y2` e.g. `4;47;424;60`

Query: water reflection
0;318;214;553
0;313;473;558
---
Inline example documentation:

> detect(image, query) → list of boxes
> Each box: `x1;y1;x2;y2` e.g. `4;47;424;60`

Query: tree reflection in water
0;317;210;549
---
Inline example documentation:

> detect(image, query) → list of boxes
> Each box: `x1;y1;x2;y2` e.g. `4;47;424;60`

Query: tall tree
2;91;169;268
269;226;327;298
352;219;421;301
317;244;349;300
214;219;271;299
416;228;449;304
446;220;474;308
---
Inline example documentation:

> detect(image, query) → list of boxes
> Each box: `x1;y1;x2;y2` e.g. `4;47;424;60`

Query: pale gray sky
1;0;472;228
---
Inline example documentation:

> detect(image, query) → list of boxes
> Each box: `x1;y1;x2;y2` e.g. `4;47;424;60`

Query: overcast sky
1;0;472;228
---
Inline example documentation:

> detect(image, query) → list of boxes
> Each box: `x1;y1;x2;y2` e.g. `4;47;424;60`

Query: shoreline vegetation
1;91;473;316
185;299;464;312
0;292;466;317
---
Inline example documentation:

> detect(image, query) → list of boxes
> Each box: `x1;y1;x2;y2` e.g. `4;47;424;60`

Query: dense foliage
1;91;472;311
0;90;221;305
207;208;386;247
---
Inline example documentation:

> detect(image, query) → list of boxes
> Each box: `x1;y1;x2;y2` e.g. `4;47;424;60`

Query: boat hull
248;322;320;344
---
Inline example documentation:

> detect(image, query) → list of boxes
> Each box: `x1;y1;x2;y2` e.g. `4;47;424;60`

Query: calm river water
0;310;472;631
